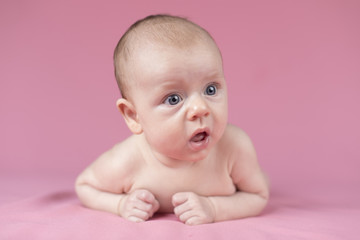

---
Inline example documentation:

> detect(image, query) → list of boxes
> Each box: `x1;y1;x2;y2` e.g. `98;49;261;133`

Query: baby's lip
190;127;210;142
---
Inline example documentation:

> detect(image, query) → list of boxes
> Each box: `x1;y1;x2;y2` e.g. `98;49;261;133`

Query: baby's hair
113;14;216;99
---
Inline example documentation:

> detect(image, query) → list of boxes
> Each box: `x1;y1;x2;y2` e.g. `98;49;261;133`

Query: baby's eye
205;84;217;96
164;94;182;105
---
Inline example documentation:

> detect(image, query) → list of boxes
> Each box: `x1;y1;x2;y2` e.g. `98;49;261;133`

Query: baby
75;14;269;225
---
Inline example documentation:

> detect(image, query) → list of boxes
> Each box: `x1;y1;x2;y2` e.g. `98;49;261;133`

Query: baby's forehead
127;19;214;52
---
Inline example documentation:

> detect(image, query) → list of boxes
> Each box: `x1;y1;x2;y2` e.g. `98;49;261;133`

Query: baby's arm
209;129;269;222
75;140;159;222
173;127;269;225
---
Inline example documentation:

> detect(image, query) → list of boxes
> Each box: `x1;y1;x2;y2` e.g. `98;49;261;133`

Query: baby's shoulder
107;135;143;167
221;124;254;150
110;134;139;157
218;124;257;165
90;135;142;176
76;135;143;193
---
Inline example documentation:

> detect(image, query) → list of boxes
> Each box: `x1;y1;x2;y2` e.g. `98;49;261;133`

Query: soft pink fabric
1;0;360;239
1;174;359;239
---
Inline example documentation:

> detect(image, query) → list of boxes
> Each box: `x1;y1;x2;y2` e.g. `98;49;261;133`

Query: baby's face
128;40;228;162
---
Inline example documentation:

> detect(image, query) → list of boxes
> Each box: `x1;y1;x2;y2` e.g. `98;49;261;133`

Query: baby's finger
133;200;153;213
123;195;151;212
172;192;190;207
185;216;203;226
136;189;156;204
177;208;194;223
128;215;145;223
130;208;151;221
174;200;191;217
150;198;160;215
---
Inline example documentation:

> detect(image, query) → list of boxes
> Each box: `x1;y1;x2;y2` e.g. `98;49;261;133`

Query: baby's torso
127;155;236;213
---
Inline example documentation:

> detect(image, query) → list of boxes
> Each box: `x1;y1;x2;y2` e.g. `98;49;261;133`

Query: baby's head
113;14;221;100
113;14;228;163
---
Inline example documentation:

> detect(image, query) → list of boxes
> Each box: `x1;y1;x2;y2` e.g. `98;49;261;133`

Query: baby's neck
150;151;199;169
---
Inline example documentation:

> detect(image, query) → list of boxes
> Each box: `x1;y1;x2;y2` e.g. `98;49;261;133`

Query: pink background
1;0;360;205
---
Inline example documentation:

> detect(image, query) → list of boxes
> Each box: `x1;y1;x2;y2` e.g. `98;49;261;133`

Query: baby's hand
118;189;160;223
172;192;215;225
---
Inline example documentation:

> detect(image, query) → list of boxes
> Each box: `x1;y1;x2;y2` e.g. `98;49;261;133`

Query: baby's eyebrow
153;68;224;89
156;78;183;88
152;80;182;97
202;71;225;82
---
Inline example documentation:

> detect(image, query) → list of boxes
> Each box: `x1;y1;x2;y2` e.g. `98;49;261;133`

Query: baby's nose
186;94;210;121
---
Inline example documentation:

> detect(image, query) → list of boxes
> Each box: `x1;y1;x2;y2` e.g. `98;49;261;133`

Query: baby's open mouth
189;129;210;151
191;132;208;142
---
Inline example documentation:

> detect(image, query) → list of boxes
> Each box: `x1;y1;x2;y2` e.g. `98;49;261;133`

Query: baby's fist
118;189;160;223
172;192;215;225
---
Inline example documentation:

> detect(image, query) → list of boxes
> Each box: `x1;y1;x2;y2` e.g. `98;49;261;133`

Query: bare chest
128;162;236;212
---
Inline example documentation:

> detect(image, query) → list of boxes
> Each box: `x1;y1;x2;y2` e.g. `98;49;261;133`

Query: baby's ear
116;98;143;134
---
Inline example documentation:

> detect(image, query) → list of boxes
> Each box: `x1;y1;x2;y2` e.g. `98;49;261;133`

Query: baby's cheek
146;128;178;151
213;118;227;139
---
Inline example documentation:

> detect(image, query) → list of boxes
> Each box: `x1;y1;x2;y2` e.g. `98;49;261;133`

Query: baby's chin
150;139;216;166
180;148;213;163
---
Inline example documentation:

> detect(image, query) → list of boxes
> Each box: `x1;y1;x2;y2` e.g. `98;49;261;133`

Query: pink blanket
1;174;359;239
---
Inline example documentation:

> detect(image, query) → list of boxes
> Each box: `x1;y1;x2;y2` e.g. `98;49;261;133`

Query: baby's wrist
206;196;217;223
116;195;127;217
